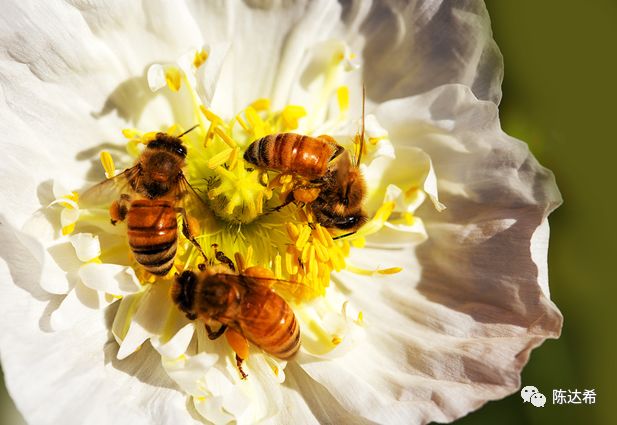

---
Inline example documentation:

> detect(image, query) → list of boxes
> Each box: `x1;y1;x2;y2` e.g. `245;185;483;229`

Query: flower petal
298;85;562;423
79;263;140;296
357;0;503;104
69;233;101;262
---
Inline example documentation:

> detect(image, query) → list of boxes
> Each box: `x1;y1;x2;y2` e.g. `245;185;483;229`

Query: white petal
146;64;167;92
50;282;109;331
358;1;503;104
69;233;101;262
299;85;562;423
151;320;195;359
163;352;220;396
79;263;140;296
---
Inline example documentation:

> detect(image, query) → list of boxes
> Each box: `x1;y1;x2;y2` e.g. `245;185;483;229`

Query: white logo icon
530;392;547;407
521;385;546;407
521;386;539;403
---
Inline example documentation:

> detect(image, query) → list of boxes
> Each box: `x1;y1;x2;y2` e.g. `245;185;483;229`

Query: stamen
345;264;403;276
193;49;209;69
165;67;182;92
281;105;307;131
337;86;349;120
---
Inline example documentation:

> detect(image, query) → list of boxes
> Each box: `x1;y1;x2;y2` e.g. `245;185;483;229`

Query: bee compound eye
176;270;198;309
175;144;187;157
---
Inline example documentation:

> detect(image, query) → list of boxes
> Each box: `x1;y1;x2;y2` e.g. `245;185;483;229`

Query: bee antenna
333;231;356;240
178;124;200;138
356;85;366;167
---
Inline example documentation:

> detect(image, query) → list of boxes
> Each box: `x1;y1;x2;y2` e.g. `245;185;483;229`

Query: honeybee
243;88;368;233
81;126;210;275
243;133;344;180
172;254;303;378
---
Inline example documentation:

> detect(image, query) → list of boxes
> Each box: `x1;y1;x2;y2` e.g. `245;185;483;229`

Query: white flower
0;1;561;425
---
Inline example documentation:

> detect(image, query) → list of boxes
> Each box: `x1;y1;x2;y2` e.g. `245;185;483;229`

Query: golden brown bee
243;133;344;180
81;127;209;275
243;89;368;233
172;259;302;378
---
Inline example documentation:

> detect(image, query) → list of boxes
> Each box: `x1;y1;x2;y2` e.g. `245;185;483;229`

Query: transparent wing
176;173;217;235
79;166;139;208
238;272;322;303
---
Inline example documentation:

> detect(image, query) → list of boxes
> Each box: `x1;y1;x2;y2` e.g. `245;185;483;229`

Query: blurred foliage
459;1;617;424
1;1;615;424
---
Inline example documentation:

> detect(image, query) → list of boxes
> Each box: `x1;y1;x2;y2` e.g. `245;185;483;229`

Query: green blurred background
1;1;615;424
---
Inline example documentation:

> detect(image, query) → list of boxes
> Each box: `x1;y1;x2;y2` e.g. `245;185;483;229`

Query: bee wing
79;166;139;208
176;174;217;233
238;274;322;303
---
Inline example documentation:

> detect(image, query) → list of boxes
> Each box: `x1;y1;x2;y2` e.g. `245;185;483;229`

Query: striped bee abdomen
127;199;177;275
243;133;343;180
240;288;300;359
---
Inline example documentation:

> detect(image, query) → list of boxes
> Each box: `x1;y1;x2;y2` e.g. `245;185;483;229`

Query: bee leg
270;191;295;212
225;328;250;379
109;194;130;225
236;355;248;380
205;323;228;340
178;208;208;262
212;244;236;271
186;312;198;321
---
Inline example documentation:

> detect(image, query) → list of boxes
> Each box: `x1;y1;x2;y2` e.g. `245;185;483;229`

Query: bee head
172;270;198;315
148;133;188;158
333;211;368;231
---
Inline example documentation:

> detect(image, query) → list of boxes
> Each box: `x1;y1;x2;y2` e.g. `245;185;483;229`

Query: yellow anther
245;107;265;136
331;336;342;345
100;151;115;179
165;67;182;92
378;267;402;275
65;191;79;204
200;105;223;125
356;311;364;325
285;249;294;275
193;49;209;68
295;225;311;250
236;114;250;133
256;191;264;214
345;265;402;276
234;252;245;272
350;237;365;248
141;132;158;143
368;136;385;145
313;240;330;262
307;245;316;273
404;212;415;225
330;249;345;272
207;148;233;169
404;185;420;199
250;98;271;111
274;254;282;279
228;147;239;170
121;128;141;139
214;127;237;148
271;364;279;377
61;223;75;236
245;245;254;268
281;105;307;130
300;243;311;267
286;222;299;241
336;86;349;117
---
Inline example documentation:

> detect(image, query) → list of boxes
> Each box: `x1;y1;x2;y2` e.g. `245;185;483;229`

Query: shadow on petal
285;362;379;425
103;302;180;391
414;194;562;334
